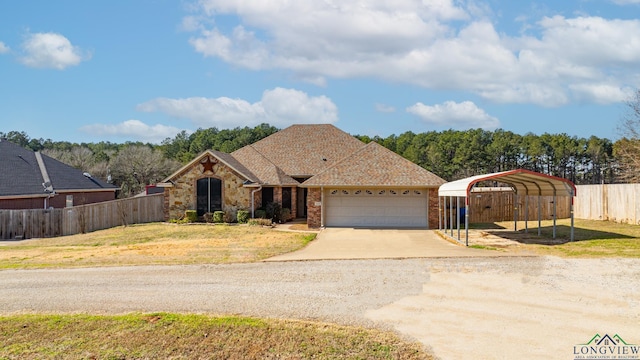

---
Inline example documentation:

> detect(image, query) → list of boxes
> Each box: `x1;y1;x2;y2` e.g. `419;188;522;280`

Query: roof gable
161;149;259;184
233;124;365;177
301;142;446;187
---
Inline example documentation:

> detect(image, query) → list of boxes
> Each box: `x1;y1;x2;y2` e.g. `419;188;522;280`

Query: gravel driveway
1;257;638;359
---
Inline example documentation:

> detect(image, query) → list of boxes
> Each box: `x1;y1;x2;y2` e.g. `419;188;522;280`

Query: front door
196;177;222;216
296;187;307;217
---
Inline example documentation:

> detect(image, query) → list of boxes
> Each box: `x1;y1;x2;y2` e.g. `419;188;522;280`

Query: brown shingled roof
233;124;365;177
231;145;299;186
300;142;446;187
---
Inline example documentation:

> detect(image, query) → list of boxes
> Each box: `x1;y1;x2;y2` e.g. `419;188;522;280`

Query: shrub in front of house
247;218;273;227
266;202;282;223
213;211;225;223
185;210;198;223
281;208;291;222
237;210;249;224
203;212;215;223
223;211;234;223
255;209;267;219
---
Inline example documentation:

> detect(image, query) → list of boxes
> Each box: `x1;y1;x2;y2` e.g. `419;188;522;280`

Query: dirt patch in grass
462;219;640;257
0;223;316;269
0;313;431;360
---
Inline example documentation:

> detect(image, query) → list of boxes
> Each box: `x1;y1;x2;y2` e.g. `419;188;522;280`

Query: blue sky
1;0;639;144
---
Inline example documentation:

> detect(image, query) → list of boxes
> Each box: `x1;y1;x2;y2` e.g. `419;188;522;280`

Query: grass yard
0;313;430;360
0;223;316;269
471;219;640;257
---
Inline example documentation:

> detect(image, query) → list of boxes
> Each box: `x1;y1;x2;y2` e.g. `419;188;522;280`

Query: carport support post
570;190;575;242
465;198;469;247
552;193;557;239
456;196;461;241
514;194;519;231
449;196;454;237
524;195;529;233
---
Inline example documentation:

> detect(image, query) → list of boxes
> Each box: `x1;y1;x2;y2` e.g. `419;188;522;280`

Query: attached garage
325;188;428;228
300;141;446;229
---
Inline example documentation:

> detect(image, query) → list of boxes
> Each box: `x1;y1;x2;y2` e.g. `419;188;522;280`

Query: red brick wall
0;191;116;210
428;188;440;229
306;187;322;228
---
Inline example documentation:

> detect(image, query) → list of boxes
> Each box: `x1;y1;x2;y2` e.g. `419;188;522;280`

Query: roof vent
83;172;92;178
321;157;327;161
43;181;53;193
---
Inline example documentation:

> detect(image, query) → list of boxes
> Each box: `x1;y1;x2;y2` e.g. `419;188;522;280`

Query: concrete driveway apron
265;228;518;261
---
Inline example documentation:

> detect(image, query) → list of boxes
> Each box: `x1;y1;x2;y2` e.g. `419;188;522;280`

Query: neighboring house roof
234;124;365;177
0;139;117;198
301;141;446;188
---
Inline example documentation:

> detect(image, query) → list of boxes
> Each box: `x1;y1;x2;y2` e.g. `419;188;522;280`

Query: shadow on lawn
480;225;635;245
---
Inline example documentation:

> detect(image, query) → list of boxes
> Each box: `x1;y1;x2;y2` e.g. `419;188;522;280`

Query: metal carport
438;169;577;245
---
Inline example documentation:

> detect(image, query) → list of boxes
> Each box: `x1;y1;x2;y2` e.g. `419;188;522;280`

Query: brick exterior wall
306;187;322;228
0;191;116;210
165;156;252;220
428;188;440;229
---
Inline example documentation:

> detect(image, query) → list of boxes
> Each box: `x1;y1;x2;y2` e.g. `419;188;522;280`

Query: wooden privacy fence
574;184;640;225
0;194;165;240
464;190;571;223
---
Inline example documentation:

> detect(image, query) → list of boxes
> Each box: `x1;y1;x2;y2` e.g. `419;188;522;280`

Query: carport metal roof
438;169;577;244
438;169;576;198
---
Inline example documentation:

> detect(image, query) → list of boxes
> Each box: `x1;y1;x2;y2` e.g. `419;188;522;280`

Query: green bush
168;218;189;224
255;209;267;219
185;210;198;223
237;210;250;224
213;211;225;223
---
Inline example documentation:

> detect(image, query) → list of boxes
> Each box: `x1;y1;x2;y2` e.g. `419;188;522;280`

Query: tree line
355;129;616;185
3;112;640;198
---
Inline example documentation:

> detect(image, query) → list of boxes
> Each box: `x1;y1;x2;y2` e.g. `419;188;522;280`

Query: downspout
251;185;262;218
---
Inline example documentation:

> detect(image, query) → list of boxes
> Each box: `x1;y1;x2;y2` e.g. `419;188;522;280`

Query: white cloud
0;41;9;54
185;1;640;106
406;101;499;130
80;120;182;143
20;32;90;70
137;87;338;128
375;103;396;113
569;83;633;104
610;0;640;4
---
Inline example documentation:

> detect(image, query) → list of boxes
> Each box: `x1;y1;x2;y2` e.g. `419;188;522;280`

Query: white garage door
325;189;428;228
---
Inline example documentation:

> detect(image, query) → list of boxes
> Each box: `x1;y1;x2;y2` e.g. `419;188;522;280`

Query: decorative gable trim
159;150;256;187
